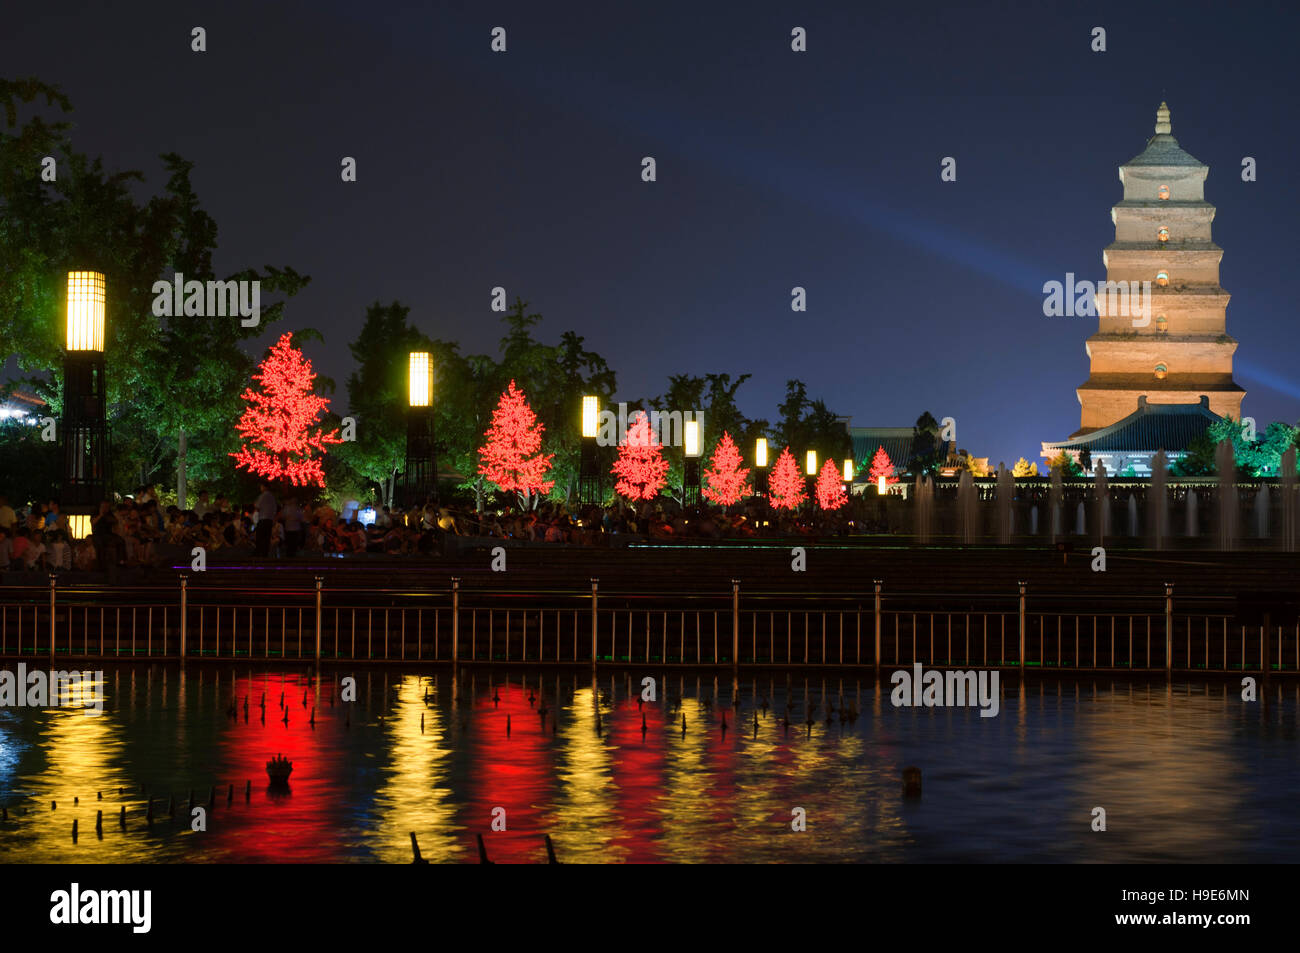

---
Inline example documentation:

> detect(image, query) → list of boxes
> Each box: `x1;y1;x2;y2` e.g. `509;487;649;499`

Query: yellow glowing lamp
805;450;817;476
68;514;92;540
66;271;106;352
843;459;854;482
408;352;432;407
877;475;887;495
684;419;701;457
581;395;599;438
755;438;768;468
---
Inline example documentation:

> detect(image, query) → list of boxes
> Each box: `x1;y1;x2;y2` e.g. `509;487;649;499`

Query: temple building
1042;102;1244;474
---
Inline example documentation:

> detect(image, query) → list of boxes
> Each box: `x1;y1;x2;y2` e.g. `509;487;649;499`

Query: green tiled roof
1044;398;1220;453
850;428;920;472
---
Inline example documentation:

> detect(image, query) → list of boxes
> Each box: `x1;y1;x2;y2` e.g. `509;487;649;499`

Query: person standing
281;496;303;558
254;482;277;557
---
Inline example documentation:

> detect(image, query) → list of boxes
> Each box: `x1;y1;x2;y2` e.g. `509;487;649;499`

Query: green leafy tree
773;380;849;475
1047;451;1083;478
0;79;305;497
907;411;945;476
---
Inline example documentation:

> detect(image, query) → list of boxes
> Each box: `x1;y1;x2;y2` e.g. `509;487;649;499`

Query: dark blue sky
7;0;1299;465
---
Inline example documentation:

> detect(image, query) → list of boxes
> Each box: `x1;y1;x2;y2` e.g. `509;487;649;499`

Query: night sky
6;0;1298;466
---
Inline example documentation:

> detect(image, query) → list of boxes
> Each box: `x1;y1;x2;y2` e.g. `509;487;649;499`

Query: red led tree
868;445;899;485
815;458;848;510
478;379;555;503
611;411;669;500
767;447;807;511
702;431;751;505
230;331;342;487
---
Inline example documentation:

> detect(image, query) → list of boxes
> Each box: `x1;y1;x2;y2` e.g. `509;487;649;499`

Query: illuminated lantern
684;419;702;458
1154;363;1168;380
1157;185;1170;200
805;450;817;476
581;395;599;439
1156;271;1169;287
877;475;887;495
842;458;854;482
68;515;92;539
61;271;110;511
1157;227;1169;243
66;271;105;352
408;352;432;407
754;437;768;468
1156;314;1168;332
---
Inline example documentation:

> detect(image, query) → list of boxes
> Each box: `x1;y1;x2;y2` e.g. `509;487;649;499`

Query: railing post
178;574;188;661
314;576;324;663
1164;582;1174;674
731;579;740;669
873;579;883;671
48;573;57;663
590;577;599;669
1018;582;1027;671
451;577;460;666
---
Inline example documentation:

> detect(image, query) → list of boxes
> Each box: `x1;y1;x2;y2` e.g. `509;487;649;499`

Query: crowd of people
0;482;874;573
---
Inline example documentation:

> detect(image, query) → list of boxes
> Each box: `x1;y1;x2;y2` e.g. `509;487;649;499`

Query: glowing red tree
612;411;669;500
478;380;555;502
702;431;751;506
767;447;807;511
815;458;848;510
868;445;899;485
230;332;341;487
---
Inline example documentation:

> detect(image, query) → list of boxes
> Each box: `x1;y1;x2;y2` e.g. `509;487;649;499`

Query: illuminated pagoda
1043;102;1244;474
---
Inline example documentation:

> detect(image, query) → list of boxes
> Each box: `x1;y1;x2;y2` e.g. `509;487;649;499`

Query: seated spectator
74;537;96;570
17;527;45;570
45;520;72;570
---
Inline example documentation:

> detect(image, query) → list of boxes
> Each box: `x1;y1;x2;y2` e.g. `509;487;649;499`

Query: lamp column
403;352;435;508
61;271;110;539
579;395;600;505
683;418;702;507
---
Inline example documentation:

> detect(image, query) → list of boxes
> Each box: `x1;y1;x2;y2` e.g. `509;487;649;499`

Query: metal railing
0;575;1295;673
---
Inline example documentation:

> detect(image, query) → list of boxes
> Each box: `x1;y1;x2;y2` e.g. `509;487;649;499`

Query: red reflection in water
457;683;553;864
205;674;338;862
701;706;741;861
607;700;667;862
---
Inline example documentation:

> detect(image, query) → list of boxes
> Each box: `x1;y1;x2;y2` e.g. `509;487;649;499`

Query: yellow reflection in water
372;675;456;863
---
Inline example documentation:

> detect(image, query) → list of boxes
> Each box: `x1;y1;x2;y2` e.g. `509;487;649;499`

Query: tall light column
61;271;110;529
579;395;600;504
403;352;436;507
753;437;768;497
683;418;702;506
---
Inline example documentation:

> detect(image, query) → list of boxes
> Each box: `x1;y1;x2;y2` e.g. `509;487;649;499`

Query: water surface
0;664;1296;862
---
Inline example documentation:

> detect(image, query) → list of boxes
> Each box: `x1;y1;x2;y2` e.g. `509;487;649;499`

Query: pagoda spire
1155;101;1171;135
